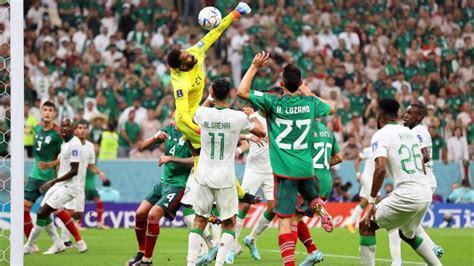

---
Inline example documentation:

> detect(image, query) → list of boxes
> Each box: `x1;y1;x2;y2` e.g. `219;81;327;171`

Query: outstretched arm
141;130;168;150
159;156;194;168
237;52;270;100
88;164;108;182
330;153;343;166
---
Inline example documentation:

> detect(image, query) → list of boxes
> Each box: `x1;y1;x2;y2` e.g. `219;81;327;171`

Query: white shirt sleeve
194;107;204;124
69;144;82;163
371;131;389;159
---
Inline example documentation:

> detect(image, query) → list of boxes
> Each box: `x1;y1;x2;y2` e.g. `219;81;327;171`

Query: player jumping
359;98;442;266
237;52;336;266
127;123;193;265
384;104;444;265
24;118;88;255
24;101;62;252
167;2;253;202
186;78;266;266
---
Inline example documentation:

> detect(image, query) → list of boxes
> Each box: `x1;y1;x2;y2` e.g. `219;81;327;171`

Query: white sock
415;238;442;266
210;222;221;242
187;232;202;265
388;229;402;266
27;225;43;245
347;204;365;225
249;213;271;240
60;223;71;243
360;245;376;266
215;232;235;266
44;222;62;247
235;217;244;239
184;214;195;230
416;226;435;247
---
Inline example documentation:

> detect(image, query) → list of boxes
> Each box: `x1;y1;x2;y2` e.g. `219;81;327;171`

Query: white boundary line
264;250;426;265
10;0;24;265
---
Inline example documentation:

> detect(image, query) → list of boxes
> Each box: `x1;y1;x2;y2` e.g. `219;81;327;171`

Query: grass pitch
24;228;473;265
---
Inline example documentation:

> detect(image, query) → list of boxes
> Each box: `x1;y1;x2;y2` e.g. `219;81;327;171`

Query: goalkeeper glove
235;2;251;15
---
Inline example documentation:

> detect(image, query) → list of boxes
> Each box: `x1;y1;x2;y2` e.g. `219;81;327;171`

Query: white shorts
375;194;430;238
241;169;274;201
181;168;197;206
193;182;238;221
42;184;80;211
359;174;380;199
64;191;85;212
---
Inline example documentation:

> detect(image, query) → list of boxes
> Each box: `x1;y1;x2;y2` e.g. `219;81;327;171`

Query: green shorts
144;182;185;220
295;195;314;217
24;177;48;203
274;175;319;217
85;188;100;200
315;171;332;198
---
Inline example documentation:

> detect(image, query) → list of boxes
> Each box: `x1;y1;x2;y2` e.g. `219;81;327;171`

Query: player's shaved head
211;78;231;101
378;98;400;119
409;103;427;117
282;64;302;93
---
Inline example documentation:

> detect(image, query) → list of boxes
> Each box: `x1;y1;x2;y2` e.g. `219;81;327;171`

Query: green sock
360;235;376;246
183;206;195;216
237;209;247;219
263;210;275;221
191;228;204;236
35;216;52;227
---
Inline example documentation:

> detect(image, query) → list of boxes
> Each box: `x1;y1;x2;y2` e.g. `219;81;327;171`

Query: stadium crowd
21;0;472;194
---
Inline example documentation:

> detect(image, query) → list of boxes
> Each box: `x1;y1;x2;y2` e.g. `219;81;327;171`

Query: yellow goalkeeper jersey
171;11;240;149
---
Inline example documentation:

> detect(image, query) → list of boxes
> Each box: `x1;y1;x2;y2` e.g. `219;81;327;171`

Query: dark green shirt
30;125;63;181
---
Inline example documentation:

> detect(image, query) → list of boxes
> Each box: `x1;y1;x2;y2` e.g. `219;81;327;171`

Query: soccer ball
198;7;222;31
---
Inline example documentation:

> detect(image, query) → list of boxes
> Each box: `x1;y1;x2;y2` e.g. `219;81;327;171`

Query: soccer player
24;101;62;249
82;167;110;229
383;104;444;265
186;78;266;266
359;98;442;266
345;146;379;234
227;110;272;263
237;52;336;266
167;1;254;204
24;118;88;254
127;123;193;265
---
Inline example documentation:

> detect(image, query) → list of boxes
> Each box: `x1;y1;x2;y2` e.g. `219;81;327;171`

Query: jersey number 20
313;142;332;169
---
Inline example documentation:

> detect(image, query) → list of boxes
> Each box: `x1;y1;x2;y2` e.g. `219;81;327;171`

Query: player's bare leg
25;204;66;255
133;205;166;265
127;200;154;265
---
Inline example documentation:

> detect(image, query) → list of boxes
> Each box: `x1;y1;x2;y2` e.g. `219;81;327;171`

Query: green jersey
249;91;331;178
160;125;192;187
431;136;446;160
30;125;63;181
312;121;340;177
85;169;96;191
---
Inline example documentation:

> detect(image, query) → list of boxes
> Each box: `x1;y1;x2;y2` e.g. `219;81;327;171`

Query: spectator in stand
342;135;360;160
118;110;141;158
24;103;38;158
447;126;469;162
448;179;474;203
429;126;448;162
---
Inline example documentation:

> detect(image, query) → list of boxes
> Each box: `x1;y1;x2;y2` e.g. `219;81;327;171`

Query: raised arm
298;84;336;115
141;130;168;150
237;52;270;100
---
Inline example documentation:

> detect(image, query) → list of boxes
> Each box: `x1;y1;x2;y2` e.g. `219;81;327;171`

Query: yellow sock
235;178;246;199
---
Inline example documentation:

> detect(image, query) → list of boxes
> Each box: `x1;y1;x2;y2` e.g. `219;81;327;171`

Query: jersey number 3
275;118;311;150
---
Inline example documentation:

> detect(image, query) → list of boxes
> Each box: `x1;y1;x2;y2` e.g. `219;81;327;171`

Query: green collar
215;106;228;110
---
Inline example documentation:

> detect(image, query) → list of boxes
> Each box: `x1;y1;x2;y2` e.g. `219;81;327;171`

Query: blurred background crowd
17;0;473;200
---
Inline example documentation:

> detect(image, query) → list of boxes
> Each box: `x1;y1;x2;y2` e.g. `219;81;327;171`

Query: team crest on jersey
45;136;51;144
72;149;79;157
371;141;378;151
197;41;205;48
178;137;186;145
176;89;184;98
417;134;423;143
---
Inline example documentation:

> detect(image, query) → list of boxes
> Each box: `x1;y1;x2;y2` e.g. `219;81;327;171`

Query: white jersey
245;113;271;173
370;124;432;203
360;147;375;179
194;107;254;188
56;136;88;191
411;124;437;189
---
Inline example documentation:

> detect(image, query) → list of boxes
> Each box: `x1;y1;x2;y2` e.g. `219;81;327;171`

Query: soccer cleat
239;193;262;204
243;236;261;260
126;251;144;266
97;223;110;229
235;2;251;15
433;245;445;258
196;244;218;265
208;215;222;225
64;241;74;249
299;250;324;266
76;239;88;253
24;242;40;255
345;224;356;234
312;198;334;232
132;260;153;266
42;243;66;255
226;250;236;264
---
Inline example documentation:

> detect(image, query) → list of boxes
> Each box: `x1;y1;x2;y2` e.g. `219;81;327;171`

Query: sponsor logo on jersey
417;134;423;143
197;41;205;48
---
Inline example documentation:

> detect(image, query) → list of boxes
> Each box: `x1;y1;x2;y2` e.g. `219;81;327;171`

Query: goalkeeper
167;2;254;201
